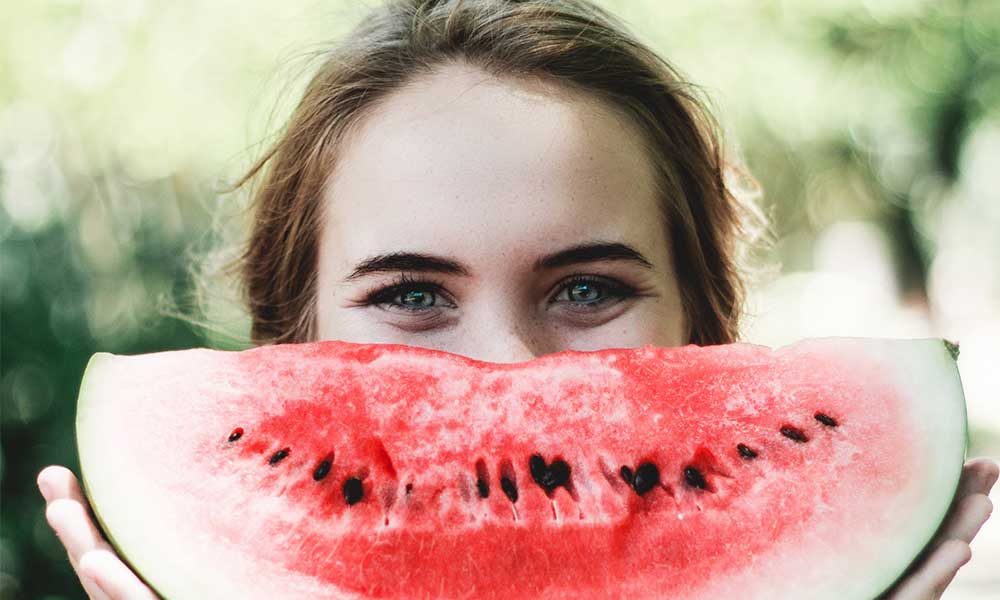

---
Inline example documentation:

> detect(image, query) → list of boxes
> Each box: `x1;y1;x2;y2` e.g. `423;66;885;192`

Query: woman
37;0;997;598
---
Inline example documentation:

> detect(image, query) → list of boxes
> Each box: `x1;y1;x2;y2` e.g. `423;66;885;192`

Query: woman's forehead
321;63;666;273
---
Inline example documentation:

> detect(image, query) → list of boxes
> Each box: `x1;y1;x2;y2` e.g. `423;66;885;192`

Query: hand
882;457;998;600
37;465;160;600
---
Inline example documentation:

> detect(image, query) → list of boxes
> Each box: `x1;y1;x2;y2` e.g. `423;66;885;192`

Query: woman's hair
227;0;768;347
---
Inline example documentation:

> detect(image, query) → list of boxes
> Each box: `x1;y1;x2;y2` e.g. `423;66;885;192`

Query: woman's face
315;62;686;363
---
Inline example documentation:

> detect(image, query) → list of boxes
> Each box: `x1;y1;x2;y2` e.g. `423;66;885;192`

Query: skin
38;62;998;599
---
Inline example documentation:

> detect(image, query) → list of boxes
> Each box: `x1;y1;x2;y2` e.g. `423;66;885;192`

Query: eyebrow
342;241;655;281
535;241;655;271
344;252;470;280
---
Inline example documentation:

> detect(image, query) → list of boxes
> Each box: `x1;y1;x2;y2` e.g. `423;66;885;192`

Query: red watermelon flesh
75;337;966;599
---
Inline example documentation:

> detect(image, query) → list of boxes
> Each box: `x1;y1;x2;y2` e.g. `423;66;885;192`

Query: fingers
45;498;114;563
38;464;89;505
955;458;999;498
928;458;999;553
937;493;993;545
42;463;114;569
39;466;107;569
80;578;113;600
39;466;161;600
38;466;116;599
47;503;158;600
887;539;971;600
79;550;160;600
883;458;996;600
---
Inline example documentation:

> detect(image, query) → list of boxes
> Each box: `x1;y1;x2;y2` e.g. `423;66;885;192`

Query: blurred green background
2;0;998;598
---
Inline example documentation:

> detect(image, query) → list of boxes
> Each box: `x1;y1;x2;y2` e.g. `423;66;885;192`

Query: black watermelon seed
684;466;707;490
228;427;244;442
632;462;660;495
476;478;490;499
405;483;413;495
814;412;838;427
620;466;634;485
780;425;809;443
529;454;547;482
529;455;570;493
500;476;519;503
343;477;364;505
474;459;490;499
313;459;332;481
547;460;570;488
737;443;758;459
268;448;290;465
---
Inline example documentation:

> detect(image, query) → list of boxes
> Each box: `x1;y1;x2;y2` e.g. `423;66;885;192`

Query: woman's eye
382;286;441;312
552;277;636;310
397;289;436;309
567;282;601;302
364;279;451;314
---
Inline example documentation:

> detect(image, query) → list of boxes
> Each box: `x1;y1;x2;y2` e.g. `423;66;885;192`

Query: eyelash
360;272;638;314
553;274;640;310
361;273;451;313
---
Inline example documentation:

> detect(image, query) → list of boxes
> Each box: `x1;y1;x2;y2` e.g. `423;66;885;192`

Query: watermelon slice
75;337;966;599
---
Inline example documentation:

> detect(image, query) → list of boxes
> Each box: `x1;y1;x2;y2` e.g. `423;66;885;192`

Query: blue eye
362;274;450;314
553;276;635;309
567;281;601;303
397;289;436;309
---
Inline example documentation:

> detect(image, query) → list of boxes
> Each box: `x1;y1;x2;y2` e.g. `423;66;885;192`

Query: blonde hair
222;0;768;346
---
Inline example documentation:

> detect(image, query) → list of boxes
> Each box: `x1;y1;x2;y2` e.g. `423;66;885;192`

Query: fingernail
83;574;110;599
37;478;53;503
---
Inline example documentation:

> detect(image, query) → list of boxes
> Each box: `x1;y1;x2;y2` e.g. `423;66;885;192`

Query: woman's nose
460;320;548;364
